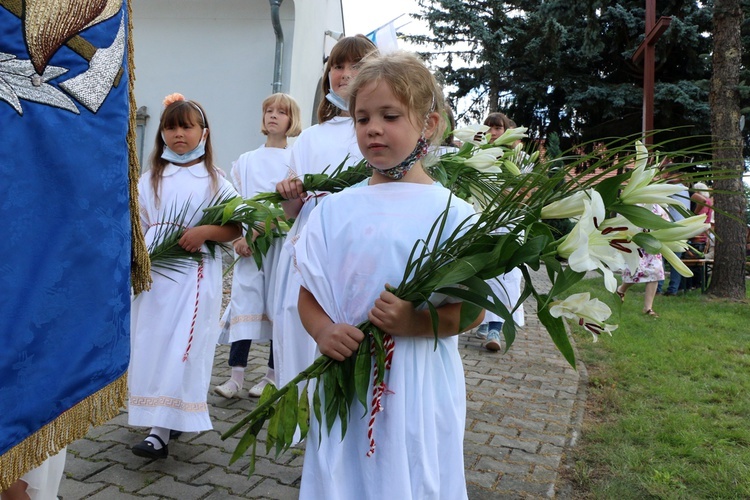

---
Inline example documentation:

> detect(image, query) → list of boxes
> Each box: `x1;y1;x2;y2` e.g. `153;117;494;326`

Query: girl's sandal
644;309;659;317
616;288;626;303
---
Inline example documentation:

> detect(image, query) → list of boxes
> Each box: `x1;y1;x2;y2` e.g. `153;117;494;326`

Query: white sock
145;426;169;449
265;367;275;382
230;367;245;389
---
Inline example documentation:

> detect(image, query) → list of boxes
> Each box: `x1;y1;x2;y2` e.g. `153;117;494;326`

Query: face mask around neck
325;89;349;112
161;129;207;165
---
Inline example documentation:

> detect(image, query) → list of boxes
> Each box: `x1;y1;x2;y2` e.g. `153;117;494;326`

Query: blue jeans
657;252;684;294
228;339;274;369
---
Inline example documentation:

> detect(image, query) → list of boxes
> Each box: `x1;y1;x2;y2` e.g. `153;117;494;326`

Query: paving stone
86;485;161;499
192;466;263;495
245;478;302;499
58;479;107;499
87;464;160;493
139;475;213;499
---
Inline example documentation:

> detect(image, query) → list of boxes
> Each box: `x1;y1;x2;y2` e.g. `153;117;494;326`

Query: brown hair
149;98;219;206
317;35;377;124
349;51;446;146
483;112;515;130
261;93;302;137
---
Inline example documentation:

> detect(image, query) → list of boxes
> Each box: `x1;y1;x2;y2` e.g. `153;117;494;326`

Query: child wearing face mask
292;51;480;499
214;93;302;399
271;35;377;392
128;94;241;459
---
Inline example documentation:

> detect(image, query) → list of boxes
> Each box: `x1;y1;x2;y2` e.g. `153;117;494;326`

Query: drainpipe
269;0;284;93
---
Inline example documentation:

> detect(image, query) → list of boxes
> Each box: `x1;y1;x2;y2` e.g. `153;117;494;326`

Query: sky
342;0;424;41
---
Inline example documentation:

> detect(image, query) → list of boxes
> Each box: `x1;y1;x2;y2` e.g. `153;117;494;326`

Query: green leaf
458;301;484;332
221;196;243;225
594;171;629;206
536;304;576;369
611;204;675;230
354;336;372;414
632;232;663;255
426;300;440;349
230;426;257;465
298;382;310;441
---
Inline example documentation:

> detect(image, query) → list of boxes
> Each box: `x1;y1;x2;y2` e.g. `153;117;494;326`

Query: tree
708;0;746;299
413;0;716;153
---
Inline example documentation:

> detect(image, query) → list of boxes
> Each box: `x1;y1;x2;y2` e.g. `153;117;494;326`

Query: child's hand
315;323;365;361
368;287;418;337
233;237;252;258
276;177;306;200
179;226;209;253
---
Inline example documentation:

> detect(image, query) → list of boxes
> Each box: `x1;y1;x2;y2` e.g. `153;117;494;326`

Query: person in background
616;204;670;317
214;93;302;399
656;163;691;296
271;35;377;392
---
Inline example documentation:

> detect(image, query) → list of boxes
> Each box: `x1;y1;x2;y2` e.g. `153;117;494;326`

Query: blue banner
0;0;131;485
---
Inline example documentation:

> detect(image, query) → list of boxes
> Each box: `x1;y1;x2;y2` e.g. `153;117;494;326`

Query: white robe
293;182;475;500
218;146;290;343
484;267;525;327
272;116;362;388
129;163;237;432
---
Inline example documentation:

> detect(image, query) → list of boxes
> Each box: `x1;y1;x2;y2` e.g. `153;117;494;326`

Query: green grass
567;278;750;499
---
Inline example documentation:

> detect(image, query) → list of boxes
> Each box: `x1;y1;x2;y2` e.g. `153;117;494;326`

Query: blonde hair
348;51;446;146
261;93;302;137
149;98;220;205
317;35;377;123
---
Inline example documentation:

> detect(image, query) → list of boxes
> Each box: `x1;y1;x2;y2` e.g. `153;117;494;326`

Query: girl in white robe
271;35;376;390
293;52;481;500
214;93;302;399
128;95;241;459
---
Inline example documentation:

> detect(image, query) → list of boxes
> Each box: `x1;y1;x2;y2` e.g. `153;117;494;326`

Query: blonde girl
214;93;301;399
128;94;240;459
292;51;480;499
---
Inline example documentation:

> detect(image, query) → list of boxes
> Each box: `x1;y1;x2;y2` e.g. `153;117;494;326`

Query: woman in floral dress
616;203;669;317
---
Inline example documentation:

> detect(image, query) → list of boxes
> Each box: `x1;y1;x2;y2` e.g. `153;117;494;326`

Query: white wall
131;0;296;172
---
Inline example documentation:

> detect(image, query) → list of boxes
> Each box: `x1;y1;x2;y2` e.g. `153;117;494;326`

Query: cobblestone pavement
60;269;586;499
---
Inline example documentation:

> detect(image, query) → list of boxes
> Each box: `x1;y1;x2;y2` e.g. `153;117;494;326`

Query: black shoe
169;430;183;440
132;434;168;459
663;291;678;296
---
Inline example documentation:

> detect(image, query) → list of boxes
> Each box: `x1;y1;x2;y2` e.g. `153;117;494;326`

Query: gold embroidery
129;395;207;413
230;314;269;324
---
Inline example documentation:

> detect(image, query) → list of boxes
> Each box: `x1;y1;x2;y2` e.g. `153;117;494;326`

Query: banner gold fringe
127;0;151;295
0;373;127;491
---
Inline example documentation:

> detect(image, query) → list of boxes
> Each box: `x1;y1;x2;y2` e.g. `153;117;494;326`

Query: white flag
367;21;398;54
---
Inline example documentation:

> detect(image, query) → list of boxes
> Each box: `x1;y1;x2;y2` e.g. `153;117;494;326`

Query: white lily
453;124;489;145
541;190;590;219
557;191;639;293
549;292;618;342
649;215;709;242
464;152;501;173
492;126;528;146
480;147;505;158
660;244;694;277
619;140;684;206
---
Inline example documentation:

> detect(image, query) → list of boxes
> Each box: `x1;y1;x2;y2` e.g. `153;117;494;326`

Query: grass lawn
565;278;750;499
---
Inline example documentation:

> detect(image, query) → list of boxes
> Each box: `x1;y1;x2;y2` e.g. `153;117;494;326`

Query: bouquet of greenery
146;192;289;276
251;157;370;204
221;131;714;474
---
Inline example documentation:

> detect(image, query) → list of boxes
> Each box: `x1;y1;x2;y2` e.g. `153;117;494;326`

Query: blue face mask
325;89;349;112
161;129;207;164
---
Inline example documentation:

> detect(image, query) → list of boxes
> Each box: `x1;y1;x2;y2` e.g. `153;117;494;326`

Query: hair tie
163;93;185;107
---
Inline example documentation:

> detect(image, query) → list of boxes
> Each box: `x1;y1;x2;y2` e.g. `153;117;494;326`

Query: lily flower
649;215;710;242
619;140;684;206
492;126;528;147
464;152;502;173
541;190;590;219
479;147;505;158
549;292;618;342
453;124;489;145
557;191;639;292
